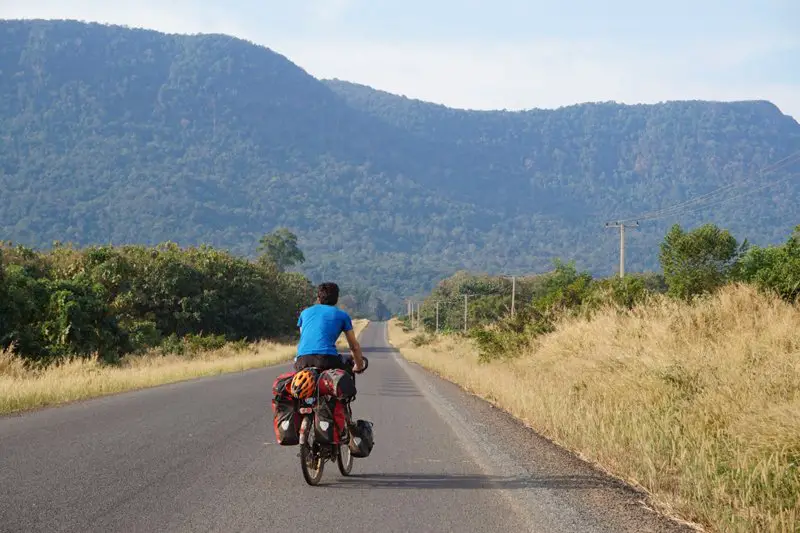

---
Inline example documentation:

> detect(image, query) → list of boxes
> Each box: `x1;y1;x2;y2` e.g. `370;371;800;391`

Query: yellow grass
0;342;293;415
388;285;800;533
0;319;369;415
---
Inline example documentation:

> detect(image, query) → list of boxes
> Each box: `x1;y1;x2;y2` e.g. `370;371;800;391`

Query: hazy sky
3;0;798;119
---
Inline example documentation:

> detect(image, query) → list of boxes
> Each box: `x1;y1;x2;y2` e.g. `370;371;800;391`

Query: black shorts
294;354;349;372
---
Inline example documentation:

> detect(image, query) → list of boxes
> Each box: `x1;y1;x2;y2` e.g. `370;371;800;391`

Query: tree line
407;223;800;360
0;230;316;364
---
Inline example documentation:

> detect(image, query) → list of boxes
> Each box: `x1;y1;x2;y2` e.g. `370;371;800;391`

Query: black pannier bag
272;371;300;445
348;419;374;458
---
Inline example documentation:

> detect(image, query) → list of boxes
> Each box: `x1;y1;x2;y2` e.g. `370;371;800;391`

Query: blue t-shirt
296;304;353;358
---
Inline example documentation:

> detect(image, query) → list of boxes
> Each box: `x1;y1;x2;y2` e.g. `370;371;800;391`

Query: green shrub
0;238;314;364
469;306;555;362
411;333;434;347
734;225;800;302
659;223;746;300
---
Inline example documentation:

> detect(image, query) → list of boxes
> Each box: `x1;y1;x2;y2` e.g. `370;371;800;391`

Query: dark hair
317;282;339;305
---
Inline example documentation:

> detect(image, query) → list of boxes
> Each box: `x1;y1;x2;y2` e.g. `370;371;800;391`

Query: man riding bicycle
295;282;365;374
285;282;374;468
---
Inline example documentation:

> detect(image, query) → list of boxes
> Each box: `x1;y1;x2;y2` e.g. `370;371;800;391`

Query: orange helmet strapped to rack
290;368;317;399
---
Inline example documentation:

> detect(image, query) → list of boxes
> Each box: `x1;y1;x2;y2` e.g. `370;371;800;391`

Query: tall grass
389;285;799;533
0;319;369;415
0;342;293;415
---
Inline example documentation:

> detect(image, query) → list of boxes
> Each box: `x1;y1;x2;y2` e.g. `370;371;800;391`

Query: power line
645;172;799;221
614;149;800;224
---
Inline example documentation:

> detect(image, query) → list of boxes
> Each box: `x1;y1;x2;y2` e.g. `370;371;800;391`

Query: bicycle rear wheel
299;416;325;486
300;443;324;485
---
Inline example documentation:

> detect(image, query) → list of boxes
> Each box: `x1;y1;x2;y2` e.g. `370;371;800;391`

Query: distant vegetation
0;229;316;364
411;223;800;358
0;224;388;366
1;20;800;312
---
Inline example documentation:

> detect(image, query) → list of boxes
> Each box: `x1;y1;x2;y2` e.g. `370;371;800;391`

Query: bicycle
297;356;368;486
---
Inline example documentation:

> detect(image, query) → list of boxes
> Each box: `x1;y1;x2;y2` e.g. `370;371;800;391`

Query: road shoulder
387;326;696;533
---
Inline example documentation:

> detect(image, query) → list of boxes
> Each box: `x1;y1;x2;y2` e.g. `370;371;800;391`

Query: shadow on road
326;473;620;491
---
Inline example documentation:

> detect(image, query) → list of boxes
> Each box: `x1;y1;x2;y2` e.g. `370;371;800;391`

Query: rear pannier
317;368;357;399
272;371;300;445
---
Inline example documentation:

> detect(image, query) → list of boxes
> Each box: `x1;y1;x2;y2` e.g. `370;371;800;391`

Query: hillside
1;19;799;310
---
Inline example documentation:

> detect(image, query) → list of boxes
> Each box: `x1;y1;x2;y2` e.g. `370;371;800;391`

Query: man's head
317;282;339;306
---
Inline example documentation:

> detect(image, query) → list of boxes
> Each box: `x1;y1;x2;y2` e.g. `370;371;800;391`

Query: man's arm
344;329;365;371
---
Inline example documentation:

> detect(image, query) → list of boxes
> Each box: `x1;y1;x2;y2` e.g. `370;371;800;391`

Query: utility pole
463;294;468;333
510;276;516;317
502;275;516;317
605;221;639;278
435;301;440;334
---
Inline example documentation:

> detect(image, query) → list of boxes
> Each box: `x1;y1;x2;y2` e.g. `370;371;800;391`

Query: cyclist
294;282;365;373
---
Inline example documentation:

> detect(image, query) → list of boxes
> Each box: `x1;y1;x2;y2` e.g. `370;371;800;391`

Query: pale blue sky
3;0;798;118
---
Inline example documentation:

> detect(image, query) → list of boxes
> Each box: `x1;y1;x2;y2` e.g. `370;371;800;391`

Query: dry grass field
389;286;799;533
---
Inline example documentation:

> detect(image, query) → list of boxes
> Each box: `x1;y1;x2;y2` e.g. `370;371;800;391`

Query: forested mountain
1;19;799;311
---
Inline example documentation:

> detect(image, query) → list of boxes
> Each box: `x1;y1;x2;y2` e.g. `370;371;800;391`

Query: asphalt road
0;322;692;533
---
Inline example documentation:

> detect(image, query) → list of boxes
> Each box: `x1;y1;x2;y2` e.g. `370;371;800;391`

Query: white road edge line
381;322;606;533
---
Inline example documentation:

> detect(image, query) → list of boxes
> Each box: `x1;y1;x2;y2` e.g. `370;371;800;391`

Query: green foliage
659;224;747;300
532;260;595;315
589;275;656;310
125;320;162;353
257;228;305;272
410;333;435;347
336;284;392;321
39;277;125;363
158;333;228;357
424;225;800;365
469;305;556;362
426;260;666;361
1;20;799;312
735;225;800;301
0;241;314;364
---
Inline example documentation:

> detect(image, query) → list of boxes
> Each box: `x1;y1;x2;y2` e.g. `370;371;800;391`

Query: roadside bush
659;223;746;300
410;332;435;347
0;240;314;364
470;306;555;362
735;225;800;302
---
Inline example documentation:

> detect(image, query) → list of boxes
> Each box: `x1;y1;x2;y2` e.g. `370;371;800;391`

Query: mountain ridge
1;19;799;311
325;78;793;119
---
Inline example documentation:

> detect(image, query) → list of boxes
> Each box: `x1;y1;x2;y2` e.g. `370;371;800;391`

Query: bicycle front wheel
337;443;353;475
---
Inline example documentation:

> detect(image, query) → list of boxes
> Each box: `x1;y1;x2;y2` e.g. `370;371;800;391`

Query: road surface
0;322;691;532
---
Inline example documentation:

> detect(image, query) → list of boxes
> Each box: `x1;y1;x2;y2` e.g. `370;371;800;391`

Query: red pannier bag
313;397;349;445
272;371;300;445
317;369;357;399
272;371;295;401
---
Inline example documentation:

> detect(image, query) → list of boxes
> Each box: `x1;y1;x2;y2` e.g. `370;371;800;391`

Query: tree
373;299;392;321
257;229;305;272
659;224;746;300
734;225;800;301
